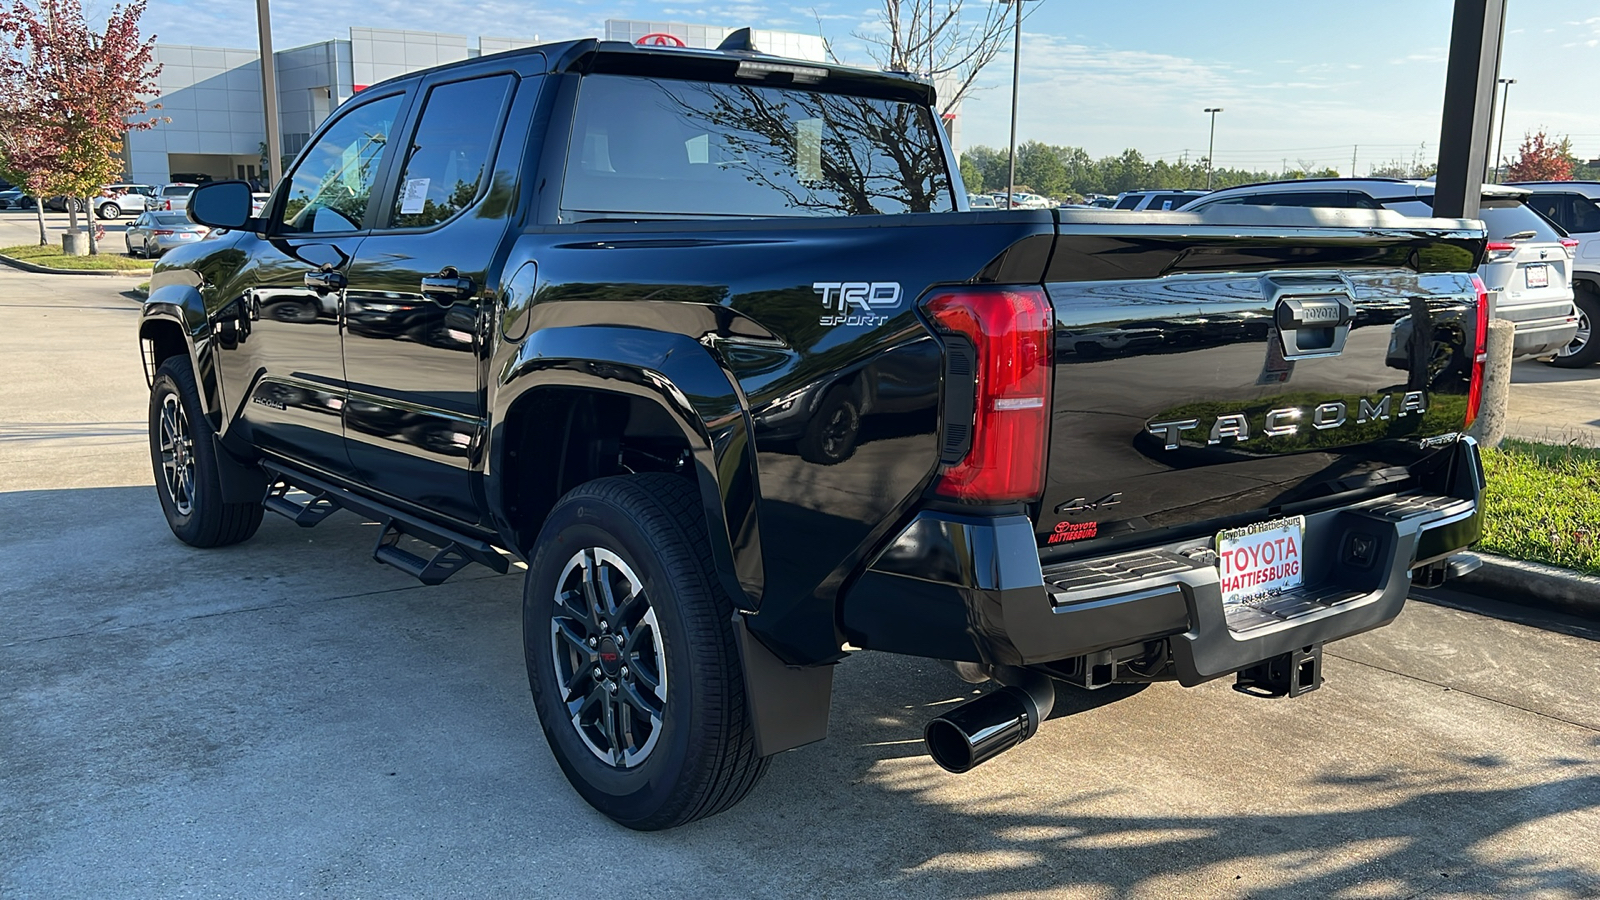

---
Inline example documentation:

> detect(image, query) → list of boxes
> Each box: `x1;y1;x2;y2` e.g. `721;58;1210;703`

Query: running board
260;463;510;586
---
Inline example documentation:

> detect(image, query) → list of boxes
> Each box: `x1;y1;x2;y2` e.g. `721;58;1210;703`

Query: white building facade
125;22;920;186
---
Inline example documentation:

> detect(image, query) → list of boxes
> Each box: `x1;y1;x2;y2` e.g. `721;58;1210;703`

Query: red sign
636;32;687;47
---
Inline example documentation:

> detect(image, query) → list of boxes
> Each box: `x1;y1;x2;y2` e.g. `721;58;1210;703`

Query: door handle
421;267;475;304
304;268;347;294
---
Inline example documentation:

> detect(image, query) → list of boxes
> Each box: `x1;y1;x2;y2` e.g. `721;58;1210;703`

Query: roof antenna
716;27;759;53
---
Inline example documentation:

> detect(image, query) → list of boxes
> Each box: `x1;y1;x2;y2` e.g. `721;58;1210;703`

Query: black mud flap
733;615;833;756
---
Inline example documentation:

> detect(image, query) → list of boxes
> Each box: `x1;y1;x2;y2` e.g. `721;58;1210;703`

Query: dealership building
125;20;956;189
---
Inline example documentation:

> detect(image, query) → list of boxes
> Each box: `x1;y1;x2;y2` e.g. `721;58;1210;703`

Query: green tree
958;154;984;193
1016;140;1068;196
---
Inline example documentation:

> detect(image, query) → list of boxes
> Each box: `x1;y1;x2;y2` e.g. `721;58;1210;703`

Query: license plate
1525;264;1549;288
1216;516;1306;604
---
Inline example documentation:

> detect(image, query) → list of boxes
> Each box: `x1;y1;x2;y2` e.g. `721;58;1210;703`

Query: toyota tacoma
140;34;1489;830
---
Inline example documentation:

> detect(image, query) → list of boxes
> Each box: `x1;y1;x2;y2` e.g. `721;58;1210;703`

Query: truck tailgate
1036;211;1485;554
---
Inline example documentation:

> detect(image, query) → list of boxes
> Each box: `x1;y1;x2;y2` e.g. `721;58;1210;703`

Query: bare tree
850;0;1023;112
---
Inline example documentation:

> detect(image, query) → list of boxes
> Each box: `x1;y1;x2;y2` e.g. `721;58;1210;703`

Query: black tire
797;387;861;465
97;202;120;220
148;357;264;547
1547;288;1600;368
523;474;767;830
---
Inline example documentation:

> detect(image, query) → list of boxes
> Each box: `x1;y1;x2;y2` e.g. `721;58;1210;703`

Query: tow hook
1233;644;1323;698
924;667;1055;773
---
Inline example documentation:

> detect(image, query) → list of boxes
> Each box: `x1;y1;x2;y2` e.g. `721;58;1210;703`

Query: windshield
561;75;955;219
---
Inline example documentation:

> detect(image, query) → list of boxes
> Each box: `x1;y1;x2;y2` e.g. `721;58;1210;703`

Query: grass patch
1;243;151;271
1479;439;1600;575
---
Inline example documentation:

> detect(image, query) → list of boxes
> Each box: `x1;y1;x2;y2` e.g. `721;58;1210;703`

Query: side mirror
187;180;254;231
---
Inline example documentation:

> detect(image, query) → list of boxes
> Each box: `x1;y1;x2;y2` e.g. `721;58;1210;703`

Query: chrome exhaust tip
923;670;1055;774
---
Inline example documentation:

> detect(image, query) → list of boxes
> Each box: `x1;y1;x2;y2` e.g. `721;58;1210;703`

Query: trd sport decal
814;282;901;327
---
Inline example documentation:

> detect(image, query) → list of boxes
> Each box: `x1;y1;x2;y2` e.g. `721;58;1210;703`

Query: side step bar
260;462;509;586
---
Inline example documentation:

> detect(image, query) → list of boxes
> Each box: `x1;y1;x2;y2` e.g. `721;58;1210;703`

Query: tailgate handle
1275;296;1355;359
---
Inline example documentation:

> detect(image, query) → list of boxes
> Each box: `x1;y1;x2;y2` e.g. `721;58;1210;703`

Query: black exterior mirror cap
187;180;254;231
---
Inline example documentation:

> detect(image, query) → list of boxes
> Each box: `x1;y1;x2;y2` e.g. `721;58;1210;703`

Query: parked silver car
156;183;199;211
124;211;208;257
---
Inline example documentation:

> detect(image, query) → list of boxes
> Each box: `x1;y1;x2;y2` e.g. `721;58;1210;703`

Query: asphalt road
4;268;1600;900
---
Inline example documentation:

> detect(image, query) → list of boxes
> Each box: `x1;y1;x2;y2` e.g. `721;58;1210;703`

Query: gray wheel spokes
158;393;195;516
551;547;664;768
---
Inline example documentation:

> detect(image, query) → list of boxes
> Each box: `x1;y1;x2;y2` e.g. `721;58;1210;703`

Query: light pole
1204;107;1223;190
1002;0;1036;209
1492;77;1515;182
257;0;282;188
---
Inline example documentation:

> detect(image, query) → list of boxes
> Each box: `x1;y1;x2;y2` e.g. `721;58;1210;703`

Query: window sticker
400;177;430;214
796;117;823;183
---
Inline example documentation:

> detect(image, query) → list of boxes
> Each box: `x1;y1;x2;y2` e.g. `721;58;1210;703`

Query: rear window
164;186;195;197
561;75;955;219
1393;196;1564;242
153;213;190;226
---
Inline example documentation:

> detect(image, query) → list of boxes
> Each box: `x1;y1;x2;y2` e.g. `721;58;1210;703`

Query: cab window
277;93;404;234
560;74;955;219
387;75;516;229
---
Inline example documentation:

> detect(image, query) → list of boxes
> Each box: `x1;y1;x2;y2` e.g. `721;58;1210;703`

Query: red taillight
151;229;174;235
1484;241;1516;254
1464;274;1489;429
922;287;1054;503
1561;237;1580;258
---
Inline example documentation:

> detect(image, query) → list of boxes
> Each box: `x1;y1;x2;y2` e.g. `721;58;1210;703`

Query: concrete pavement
3;267;1599;899
1506;359;1600;447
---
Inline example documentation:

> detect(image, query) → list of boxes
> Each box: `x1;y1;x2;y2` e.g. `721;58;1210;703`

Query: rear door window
386;74;516;229
1570;196;1600;233
560;74;954;219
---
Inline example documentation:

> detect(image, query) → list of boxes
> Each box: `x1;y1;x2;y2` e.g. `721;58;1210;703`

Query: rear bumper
1502;310;1579;358
842;437;1485;686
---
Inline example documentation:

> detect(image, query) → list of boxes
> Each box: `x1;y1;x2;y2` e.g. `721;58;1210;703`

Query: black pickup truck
140;35;1489;830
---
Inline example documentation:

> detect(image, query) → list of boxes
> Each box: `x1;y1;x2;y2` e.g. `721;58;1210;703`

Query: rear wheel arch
495;385;701;556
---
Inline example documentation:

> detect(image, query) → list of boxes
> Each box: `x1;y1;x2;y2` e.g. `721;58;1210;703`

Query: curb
1455;553;1600;620
0;252;152;278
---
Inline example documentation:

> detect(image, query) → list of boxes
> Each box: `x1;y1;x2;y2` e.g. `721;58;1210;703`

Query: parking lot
2;250;1598;898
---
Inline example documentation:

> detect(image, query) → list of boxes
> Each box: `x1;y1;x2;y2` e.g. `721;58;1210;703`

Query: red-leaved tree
0;0;162;252
1506;128;1574;183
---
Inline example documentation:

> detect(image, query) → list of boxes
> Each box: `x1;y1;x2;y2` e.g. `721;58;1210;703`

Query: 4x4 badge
1056;492;1122;514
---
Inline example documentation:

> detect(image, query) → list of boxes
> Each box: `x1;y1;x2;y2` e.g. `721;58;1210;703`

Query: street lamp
1204;107;1223;190
256;0;282;188
1492;77;1515;183
1001;0;1038;209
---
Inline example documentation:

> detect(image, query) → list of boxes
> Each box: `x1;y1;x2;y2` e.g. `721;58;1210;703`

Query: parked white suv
1511;181;1600;367
1113;189;1208;211
1182;178;1578;359
95;183;156;219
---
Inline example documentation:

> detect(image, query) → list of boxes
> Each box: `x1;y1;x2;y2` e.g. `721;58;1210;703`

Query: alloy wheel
820;401;859;459
549;548;667;768
157;392;196;516
1556;308;1591;358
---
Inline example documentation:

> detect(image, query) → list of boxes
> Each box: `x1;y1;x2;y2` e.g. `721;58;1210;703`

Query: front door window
278;93;404;234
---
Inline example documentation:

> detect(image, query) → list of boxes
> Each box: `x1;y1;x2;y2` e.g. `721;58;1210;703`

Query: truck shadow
5;485;1598;899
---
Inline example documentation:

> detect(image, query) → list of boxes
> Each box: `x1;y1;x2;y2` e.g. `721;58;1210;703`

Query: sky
128;0;1600;173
